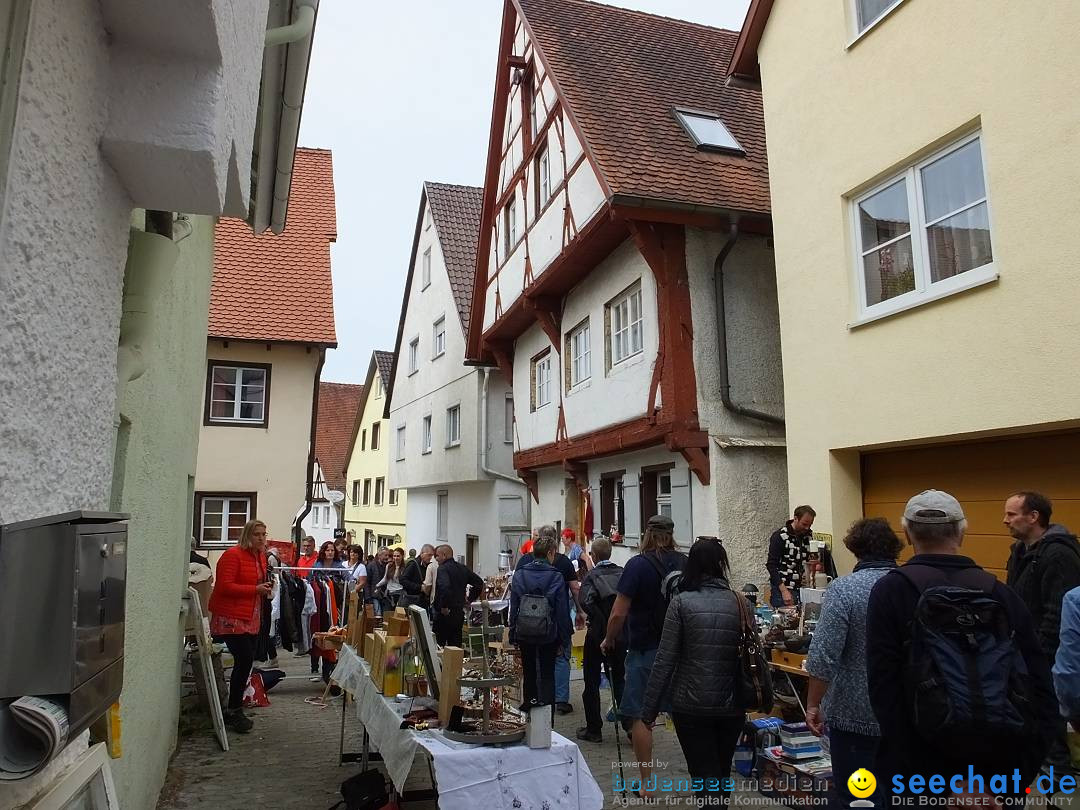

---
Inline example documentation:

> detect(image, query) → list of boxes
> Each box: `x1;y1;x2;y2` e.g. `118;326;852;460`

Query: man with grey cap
866;490;1056;794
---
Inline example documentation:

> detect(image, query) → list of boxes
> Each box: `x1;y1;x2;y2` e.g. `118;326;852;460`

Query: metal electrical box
0;511;128;737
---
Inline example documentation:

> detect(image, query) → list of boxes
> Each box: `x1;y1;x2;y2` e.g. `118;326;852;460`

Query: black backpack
516;592;554;644
329;769;387;810
643;551;688;641
583;564;622;629
897;564;1037;758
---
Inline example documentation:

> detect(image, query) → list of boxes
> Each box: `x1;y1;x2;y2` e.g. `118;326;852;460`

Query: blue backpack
897;564;1037;757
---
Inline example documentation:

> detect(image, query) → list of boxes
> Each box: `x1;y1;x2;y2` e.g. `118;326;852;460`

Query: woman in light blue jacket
805;518;901;809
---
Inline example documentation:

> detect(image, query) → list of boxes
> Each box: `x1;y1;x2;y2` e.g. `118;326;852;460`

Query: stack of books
779;722;822;760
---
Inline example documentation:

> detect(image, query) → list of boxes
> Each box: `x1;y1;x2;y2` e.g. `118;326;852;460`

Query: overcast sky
300;0;752;384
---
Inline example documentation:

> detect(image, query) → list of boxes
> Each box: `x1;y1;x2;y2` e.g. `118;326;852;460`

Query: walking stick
603;654;628;799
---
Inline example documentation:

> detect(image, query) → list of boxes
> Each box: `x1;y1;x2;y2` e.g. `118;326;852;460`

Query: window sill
531;402;552;413
845;0;907;50
566;378;592;396
408;368;418;377
421;449;432;456
432;351;445;361
607;350;645;377
445;441;461;449
848;268;998;330
206;418;268;429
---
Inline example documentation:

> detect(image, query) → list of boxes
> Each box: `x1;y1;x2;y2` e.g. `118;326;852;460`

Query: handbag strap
732;591;759;648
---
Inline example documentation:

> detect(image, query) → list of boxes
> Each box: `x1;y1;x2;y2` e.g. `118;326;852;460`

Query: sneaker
292;650;308;657
556;702;574;715
223;709;253;734
309;675;322;682
575;726;602;743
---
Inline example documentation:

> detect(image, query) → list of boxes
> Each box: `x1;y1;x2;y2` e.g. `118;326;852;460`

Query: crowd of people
507;490;1080;808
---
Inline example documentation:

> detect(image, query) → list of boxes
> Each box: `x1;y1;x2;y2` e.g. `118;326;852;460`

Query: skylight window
673;108;744;155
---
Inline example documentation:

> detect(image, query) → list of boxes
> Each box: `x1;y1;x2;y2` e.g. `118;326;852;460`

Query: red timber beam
522;294;562;350
488;340;514;386
517;468;539;503
562;459;588;492
514;415;667;472
628;220;711;485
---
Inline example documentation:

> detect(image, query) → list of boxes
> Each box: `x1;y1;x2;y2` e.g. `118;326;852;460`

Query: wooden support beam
523;295;562;350
488;341;514;386
518;468;539;503
562;459;588;492
679;446;711;486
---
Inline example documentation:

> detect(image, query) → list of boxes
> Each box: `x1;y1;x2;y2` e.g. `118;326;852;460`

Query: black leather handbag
734;591;774;713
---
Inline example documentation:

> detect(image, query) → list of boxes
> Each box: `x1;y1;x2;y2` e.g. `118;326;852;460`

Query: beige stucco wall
343;371;407;548
757;0;1080;565
195;341;319;545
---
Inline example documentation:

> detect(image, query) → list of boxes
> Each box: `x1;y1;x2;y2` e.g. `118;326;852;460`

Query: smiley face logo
847;768;876;798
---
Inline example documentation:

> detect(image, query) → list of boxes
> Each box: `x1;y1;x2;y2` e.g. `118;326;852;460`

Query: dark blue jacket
510;559;572;647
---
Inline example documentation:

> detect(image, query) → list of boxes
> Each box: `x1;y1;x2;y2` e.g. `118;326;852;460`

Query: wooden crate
770;649;806;669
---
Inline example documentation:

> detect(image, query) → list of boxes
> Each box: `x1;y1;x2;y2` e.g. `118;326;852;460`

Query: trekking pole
603;654;628;799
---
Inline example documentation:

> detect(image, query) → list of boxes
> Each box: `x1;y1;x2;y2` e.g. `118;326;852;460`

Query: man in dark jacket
400;544;434;609
765;505;815;607
867;490;1057;795
1004;491;1080;778
576;537;624;743
433;544;485;647
510;529;572;716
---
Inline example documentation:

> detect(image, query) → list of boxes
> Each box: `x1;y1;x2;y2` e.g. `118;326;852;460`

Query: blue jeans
555;642;570;703
829;727;881;809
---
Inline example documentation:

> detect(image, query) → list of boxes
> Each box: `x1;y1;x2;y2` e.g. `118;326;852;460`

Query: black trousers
520;642;558;712
222;633;257;711
671;713;744;805
582;632;624;733
434;607;464;648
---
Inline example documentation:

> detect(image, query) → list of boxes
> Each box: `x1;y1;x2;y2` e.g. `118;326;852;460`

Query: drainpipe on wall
713;219;785;427
481;368;532;554
294;346;326;550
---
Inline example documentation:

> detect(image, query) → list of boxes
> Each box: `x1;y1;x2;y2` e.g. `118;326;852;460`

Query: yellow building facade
737;0;1080;574
343;351;407;553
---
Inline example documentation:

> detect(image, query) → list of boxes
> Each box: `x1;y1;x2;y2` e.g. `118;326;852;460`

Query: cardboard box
385;614;411;638
363;633;376;667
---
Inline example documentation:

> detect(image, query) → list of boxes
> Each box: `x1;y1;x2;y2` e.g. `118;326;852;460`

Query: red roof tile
210;148;338;345
425;182;484;335
518;0;771;215
315;382;365;492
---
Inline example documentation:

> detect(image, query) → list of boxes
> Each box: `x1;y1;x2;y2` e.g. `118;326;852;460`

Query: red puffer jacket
208;545;266;621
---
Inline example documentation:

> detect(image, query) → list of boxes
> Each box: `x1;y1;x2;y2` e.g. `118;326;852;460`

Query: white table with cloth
332;643;604;810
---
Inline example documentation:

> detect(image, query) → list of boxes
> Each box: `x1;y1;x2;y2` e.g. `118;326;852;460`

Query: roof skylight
674;108;744;155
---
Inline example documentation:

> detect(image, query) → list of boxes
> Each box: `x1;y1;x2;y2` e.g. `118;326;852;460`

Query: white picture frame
407;604;441;701
26;743;118;810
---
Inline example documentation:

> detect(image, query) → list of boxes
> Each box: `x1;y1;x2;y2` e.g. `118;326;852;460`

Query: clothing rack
273;565;352;575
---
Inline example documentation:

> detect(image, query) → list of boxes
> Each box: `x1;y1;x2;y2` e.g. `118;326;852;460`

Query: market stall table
767;650;809;715
332;644;604;810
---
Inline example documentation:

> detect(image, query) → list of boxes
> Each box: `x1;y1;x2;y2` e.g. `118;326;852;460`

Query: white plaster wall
513;323;560;450
0;0;131;529
390;198;485;489
406;480;528;576
685;227;788;591
513;239;659;451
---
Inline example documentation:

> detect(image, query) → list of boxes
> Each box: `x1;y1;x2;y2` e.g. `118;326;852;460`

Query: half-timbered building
466;0;789;577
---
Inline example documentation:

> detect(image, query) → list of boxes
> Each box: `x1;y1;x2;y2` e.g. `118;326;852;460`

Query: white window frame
568;320;591;388
421;247;432;290
362;479;372;506
504;395;515;444
396;425;406;461
389;488;399;506
432;317;446;358
504;199;518;255
537;145;551;209
446;404;461;447
207;365;268;424
609;283;644;366
533;353;552;410
374;477;384;506
408;337;419;375
848;0;906;42
198;496;251;547
422;414;433;454
850;131;995;326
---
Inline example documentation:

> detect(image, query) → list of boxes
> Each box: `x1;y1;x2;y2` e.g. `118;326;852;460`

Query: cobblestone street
158;651;783;809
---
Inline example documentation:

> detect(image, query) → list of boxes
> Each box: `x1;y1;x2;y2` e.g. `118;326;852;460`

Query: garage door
862;431;1080;581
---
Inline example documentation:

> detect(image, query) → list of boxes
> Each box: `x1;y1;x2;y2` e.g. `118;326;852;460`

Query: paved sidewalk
158;651;784;809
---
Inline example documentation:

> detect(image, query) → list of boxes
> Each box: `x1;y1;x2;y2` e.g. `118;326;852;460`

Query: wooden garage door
862;431;1080;581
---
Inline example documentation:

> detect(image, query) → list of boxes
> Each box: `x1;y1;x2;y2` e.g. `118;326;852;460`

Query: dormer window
673;108;744;155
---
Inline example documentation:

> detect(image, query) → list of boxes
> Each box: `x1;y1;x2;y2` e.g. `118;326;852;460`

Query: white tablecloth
332;645;603;810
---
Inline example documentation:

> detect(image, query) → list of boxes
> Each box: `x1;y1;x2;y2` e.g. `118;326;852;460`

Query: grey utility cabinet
0;511;128;737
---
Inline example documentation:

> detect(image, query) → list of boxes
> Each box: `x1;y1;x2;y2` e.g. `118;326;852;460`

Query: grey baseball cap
903;490;965;523
646;514;675;531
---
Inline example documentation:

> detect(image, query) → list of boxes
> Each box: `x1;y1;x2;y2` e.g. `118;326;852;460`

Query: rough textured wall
686;228;789;589
0;0;131;527
110;216;215;808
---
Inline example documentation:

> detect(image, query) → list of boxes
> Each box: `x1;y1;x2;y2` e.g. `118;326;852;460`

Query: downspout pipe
481;368;533;559
294;346;327;550
714;219;785;426
268;0;318;235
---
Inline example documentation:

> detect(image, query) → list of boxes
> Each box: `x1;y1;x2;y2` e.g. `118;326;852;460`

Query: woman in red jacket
208;519;271;733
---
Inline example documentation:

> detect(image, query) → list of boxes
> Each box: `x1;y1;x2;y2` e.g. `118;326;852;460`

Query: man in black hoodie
1004;491;1080;778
